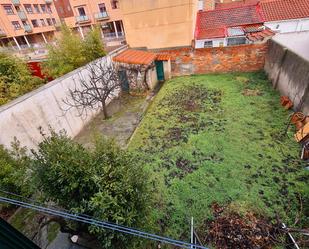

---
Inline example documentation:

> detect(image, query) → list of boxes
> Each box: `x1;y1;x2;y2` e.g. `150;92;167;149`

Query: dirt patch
197;203;280;249
243;89;263;96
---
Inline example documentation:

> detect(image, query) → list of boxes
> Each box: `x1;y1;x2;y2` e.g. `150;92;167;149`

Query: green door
155;61;165;81
118;70;129;92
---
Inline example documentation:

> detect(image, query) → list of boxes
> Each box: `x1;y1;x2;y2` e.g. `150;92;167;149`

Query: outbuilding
113;49;171;92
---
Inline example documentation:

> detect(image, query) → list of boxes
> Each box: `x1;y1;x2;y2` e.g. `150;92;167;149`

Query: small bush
43;25;106;78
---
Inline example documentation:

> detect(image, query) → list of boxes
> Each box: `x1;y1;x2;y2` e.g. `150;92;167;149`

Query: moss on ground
128;72;309;242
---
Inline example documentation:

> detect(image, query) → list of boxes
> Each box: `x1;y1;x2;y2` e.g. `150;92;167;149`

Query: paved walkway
75;94;148;148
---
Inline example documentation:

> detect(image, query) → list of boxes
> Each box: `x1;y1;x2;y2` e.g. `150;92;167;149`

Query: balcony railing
12;0;20;5
94;12;109;20
17;11;27;20
103;32;125;42
23;24;32;33
0;30;7;37
76;15;90;23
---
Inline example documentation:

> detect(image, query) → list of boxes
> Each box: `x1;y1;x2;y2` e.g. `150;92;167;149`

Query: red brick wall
160;43;268;76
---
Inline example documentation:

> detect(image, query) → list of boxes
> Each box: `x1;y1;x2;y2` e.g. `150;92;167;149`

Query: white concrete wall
265;18;309;33
195;38;226;48
0;46;127;150
163;60;172;80
147;66;158;89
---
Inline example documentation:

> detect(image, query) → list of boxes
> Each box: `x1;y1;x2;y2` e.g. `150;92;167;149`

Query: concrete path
75;94;148;148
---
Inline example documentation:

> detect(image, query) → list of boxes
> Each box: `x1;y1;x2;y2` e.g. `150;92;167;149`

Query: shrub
0;53;44;106
32;131;150;249
0;52;32;85
0;140;33;198
43;25;106;78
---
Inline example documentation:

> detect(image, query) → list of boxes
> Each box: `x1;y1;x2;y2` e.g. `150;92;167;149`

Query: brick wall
159;43;268;76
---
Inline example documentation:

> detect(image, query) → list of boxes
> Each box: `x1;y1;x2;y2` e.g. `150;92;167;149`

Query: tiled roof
246;28;275;41
195;5;263;39
113;49;157;65
197;28;226;39
156;54;171;61
260;0;309;22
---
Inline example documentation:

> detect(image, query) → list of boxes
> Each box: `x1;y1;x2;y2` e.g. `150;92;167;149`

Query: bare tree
63;60;121;119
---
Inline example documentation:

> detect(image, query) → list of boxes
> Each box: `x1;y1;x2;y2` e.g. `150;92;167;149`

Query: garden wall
264;40;309;115
0;46;127;150
157;43;268;76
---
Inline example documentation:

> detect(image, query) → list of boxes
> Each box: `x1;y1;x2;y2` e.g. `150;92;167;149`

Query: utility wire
0;195;209;249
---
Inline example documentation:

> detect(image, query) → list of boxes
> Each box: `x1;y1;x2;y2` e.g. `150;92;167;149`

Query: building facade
54;0;126;46
118;0;201;49
0;0;60;50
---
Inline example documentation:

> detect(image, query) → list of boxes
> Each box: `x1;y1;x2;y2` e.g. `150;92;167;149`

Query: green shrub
0;140;33;197
43;25;106;78
32;131;150;249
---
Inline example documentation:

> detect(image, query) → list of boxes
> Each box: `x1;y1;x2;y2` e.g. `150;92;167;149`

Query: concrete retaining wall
0;46;127;150
264;40;309;115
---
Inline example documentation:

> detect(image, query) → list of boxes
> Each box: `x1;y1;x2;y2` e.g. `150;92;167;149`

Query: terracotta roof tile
246;28;275;41
156;54;171;61
195;5;263;39
197;28;226;39
260;0;309;22
113;49;157;65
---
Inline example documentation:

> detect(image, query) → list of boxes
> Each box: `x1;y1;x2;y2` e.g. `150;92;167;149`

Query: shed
113;49;171;92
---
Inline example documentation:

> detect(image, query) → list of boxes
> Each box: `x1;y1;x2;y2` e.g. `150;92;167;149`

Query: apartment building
0;0;60;50
54;0;126;45
118;0;202;49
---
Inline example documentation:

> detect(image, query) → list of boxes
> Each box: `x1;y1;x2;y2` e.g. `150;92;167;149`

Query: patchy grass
47;222;60;243
128;72;309;243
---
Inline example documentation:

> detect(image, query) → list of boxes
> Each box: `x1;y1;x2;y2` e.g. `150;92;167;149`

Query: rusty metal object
280;96;293;110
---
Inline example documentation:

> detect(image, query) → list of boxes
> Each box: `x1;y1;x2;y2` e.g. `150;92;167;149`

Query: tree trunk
102;101;108;119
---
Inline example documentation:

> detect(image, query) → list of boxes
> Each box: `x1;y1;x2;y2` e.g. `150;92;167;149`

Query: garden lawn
128;72;309;241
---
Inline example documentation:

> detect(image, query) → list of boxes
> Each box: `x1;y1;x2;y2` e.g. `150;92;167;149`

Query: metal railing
23;24;32;33
11;0;20;5
17;11;27;20
94;11;109;20
103;32;125;40
76;15;90;22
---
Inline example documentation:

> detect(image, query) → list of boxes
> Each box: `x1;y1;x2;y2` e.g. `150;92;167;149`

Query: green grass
128;72;309;241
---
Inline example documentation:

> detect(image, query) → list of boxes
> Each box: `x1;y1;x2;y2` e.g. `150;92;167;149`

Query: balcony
94;12;109;21
17;11;27;21
45;0;53;3
0;30;7;38
23;24;32;33
11;0;20;5
76;15;90;23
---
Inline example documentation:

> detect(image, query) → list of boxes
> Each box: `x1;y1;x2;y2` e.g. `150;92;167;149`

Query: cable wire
0;195;208;249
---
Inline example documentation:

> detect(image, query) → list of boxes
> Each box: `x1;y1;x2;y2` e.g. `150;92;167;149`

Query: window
31;19;39;27
40;4;46;13
33;4;40;13
46;18;52;26
11;21;21;30
111;0;119;9
52;18;56;25
46;4;52;13
40;19;46;26
227;37;247;46
77;7;86;16
3;5;14;15
24;4;33;14
98;3;106;12
204;41;213;48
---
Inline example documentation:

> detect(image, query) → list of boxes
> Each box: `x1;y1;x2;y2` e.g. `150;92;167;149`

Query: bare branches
63;60;121;119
